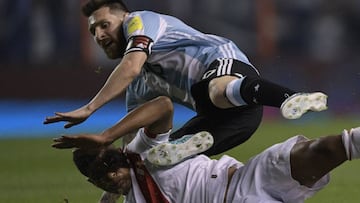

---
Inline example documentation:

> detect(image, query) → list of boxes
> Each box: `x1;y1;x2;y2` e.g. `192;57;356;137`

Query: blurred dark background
1;0;360;137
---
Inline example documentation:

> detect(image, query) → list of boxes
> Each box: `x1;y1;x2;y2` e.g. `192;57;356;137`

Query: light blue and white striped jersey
123;11;254;111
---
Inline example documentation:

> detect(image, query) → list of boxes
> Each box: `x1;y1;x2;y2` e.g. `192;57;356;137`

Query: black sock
240;77;296;107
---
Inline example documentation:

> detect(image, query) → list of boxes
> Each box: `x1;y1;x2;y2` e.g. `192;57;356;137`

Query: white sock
341;127;360;160
225;78;246;106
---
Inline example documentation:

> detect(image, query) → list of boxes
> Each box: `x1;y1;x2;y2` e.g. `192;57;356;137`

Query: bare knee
155;96;174;116
208;76;238;108
308;137;341;158
308;136;346;162
290;135;346;187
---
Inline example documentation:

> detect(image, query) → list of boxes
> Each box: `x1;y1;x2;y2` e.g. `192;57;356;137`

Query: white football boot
147;131;214;166
280;92;328;119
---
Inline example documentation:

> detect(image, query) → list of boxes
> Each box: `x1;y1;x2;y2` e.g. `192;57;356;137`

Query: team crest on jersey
127;16;144;35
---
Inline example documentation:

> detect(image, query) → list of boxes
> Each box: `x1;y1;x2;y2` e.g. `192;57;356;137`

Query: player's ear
109;172;117;178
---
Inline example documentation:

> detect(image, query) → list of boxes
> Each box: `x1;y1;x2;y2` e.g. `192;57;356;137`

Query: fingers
52;134;101;150
52;142;75;149
52;136;76;149
43;116;62;124
44;113;79;129
43;112;68;124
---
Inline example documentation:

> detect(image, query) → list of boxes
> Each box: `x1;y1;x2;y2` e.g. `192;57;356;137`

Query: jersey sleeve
123;11;162;56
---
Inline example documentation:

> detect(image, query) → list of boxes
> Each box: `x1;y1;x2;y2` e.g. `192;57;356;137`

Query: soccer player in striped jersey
45;0;327;156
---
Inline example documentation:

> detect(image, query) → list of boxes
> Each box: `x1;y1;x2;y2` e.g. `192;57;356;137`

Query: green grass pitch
1;118;360;202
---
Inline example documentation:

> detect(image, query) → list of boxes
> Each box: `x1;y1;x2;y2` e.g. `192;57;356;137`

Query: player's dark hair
81;0;130;17
73;147;130;181
73;148;100;177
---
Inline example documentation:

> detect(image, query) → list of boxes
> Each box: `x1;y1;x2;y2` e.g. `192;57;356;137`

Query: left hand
52;134;107;149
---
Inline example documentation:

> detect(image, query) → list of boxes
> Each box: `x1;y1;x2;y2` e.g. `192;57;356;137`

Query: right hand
43;106;92;128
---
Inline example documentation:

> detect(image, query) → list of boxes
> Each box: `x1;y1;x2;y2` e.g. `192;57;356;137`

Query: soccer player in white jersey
53;96;360;203
45;0;327;156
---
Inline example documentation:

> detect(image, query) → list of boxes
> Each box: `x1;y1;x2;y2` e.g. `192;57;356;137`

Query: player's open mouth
102;40;113;49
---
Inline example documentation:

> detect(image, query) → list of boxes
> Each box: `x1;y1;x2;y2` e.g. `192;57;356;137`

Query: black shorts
169;59;263;156
202;58;260;81
170;105;263;156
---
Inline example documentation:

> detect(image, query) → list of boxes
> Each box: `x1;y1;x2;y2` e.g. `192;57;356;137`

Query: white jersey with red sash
125;130;331;203
125;152;169;203
124;128;171;203
124;128;242;203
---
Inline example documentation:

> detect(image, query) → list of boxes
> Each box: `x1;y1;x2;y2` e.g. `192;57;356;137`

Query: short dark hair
73;147;130;181
81;0;130;17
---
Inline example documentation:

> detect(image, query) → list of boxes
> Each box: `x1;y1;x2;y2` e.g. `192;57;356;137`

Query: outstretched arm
44;51;147;128
86;52;147;115
52;96;173;149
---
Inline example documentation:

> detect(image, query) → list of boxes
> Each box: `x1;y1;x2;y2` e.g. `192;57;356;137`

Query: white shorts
226;135;330;203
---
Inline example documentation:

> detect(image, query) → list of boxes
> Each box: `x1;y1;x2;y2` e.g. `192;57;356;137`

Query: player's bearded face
101;27;126;59
89;7;127;59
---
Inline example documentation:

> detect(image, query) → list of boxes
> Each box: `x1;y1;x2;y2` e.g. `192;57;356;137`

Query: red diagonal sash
126;152;169;203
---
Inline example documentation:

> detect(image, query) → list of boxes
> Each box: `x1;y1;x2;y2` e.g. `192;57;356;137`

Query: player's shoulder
128;10;160;19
